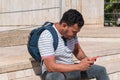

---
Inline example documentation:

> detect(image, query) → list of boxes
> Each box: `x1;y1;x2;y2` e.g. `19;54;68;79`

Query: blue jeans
42;65;110;80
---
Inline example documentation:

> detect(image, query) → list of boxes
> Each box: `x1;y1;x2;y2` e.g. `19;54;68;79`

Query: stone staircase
0;27;120;80
0;45;41;80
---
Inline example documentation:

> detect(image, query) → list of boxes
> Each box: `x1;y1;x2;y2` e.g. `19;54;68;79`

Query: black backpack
27;22;58;63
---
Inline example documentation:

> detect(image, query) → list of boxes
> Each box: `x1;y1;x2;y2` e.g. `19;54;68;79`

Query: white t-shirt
38;25;78;73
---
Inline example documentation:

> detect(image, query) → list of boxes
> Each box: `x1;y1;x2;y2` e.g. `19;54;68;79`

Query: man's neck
54;23;63;36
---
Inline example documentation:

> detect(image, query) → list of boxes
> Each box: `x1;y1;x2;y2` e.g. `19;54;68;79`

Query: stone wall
0;0;60;26
0;0;104;28
82;0;104;27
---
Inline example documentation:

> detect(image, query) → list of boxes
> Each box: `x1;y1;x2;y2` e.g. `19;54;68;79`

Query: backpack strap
42;21;52;27
45;24;58;51
40;22;58;76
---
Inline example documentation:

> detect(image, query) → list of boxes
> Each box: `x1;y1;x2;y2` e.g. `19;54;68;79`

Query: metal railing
104;1;120;26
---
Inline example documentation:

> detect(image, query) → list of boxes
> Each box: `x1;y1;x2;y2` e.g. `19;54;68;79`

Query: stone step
0;26;120;79
11;72;120;80
0;38;120;73
74;53;120;74
91;72;120;80
0;70;119;80
0;27;120;47
14;75;41;80
78;27;120;38
95;54;120;74
109;72;120;80
0;45;120;80
0;45;40;74
0;68;41;80
1;70;118;80
0;30;30;47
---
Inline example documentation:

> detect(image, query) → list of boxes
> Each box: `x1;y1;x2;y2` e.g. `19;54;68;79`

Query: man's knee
92;65;108;76
45;72;65;80
98;66;107;74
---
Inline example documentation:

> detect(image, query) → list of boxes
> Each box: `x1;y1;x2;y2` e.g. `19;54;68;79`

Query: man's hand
88;56;99;65
77;57;95;71
89;56;99;61
77;56;99;71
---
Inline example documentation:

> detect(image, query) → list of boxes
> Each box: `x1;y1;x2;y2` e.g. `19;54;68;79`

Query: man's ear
61;22;68;29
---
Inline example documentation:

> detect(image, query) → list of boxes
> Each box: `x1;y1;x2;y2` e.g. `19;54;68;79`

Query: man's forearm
73;43;88;60
76;48;87;60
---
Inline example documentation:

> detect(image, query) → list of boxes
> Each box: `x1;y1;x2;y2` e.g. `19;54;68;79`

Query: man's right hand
77;57;95;71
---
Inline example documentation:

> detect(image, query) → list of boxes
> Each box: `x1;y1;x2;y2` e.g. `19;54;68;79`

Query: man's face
63;24;80;39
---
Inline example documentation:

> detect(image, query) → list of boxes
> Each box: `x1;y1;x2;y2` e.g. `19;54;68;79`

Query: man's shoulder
40;29;52;38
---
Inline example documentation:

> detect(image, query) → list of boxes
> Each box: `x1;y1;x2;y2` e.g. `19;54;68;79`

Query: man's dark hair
59;9;84;28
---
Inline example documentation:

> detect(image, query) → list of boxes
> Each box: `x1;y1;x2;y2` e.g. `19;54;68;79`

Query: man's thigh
42;65;105;80
64;71;81;80
44;72;65;80
87;64;108;79
43;71;81;80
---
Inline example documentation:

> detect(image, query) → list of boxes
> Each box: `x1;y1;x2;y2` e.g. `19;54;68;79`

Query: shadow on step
29;58;42;77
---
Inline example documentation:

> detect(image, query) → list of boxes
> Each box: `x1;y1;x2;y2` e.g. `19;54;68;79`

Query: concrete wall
0;0;104;27
0;0;60;26
82;0;104;27
61;0;104;27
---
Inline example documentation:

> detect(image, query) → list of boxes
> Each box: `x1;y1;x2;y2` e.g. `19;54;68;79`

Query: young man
38;9;110;80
